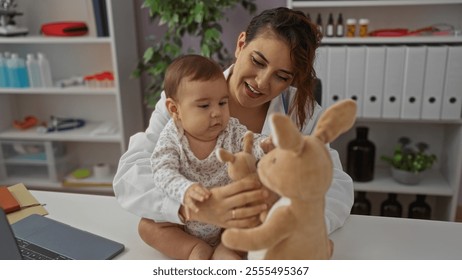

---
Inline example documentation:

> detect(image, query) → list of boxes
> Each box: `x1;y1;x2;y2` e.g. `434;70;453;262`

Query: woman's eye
277;75;289;82
251;56;264;67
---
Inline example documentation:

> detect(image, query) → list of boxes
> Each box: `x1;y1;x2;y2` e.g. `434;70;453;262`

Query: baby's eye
198;104;209;108
219;100;228;106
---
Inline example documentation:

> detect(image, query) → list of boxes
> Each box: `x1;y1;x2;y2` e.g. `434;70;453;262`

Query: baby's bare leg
138;218;213;260
211;242;246;260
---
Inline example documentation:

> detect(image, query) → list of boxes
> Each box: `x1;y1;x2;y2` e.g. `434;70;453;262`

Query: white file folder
382;46;406;119
401;46;426;119
315;46;328;82
345;46;366;117
363;46;386;118
326;46;347;107
441;46;462;120
421;46;447;120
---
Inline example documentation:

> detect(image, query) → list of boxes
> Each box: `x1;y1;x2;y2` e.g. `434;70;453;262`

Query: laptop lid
11;214;125;260
0;209;23;260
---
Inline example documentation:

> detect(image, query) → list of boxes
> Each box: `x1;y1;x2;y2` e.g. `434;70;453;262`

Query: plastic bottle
326;13;334;37
6;53;20;88
336;13;344;37
37;53;53;87
359;18;370;37
26;53;43;87
346;18;357;37
0;53;9;87
347;126;376;182
17;55;29;88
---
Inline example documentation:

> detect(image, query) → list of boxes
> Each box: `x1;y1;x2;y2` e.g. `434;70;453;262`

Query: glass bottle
316;13;323;35
326;13;334;37
347;126;376;182
336;13;344;37
380;193;402;218
408;195;432;220
351;191;371;215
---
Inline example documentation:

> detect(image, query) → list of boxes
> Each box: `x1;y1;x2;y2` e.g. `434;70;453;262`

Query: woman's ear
235;32;246;58
166;98;180;120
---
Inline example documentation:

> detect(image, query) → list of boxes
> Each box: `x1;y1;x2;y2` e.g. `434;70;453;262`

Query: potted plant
381;137;437;185
133;0;257;107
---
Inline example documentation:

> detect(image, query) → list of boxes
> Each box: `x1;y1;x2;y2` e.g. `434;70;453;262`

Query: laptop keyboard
16;238;71;260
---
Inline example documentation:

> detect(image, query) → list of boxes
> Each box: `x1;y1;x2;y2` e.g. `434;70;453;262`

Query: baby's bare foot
189;242;214;260
211;243;245;260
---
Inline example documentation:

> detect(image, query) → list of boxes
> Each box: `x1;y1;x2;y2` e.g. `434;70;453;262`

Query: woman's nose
255;70;270;90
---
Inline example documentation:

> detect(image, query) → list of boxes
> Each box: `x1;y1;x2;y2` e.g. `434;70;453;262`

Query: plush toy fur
216;131;258;182
221;99;357;259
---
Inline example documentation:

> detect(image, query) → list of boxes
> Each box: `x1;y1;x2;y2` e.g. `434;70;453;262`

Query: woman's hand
183;175;269;228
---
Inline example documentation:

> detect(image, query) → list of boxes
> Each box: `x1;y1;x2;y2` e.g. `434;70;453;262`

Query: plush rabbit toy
221;99;357;259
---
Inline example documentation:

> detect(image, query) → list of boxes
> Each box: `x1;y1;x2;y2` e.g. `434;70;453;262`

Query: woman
113;7;354;258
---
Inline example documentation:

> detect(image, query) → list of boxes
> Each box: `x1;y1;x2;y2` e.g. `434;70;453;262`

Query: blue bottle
17;55;30;88
0;53;9;87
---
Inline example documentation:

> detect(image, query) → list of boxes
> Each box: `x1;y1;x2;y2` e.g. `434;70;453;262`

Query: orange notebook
0;186;21;213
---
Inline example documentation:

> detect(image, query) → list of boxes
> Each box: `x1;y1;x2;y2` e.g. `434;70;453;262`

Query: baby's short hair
164;54;225;99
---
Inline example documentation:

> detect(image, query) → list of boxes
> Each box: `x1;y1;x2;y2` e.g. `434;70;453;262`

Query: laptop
0;209;124;260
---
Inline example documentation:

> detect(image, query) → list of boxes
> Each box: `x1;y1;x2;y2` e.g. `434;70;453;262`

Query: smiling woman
114;7;354;260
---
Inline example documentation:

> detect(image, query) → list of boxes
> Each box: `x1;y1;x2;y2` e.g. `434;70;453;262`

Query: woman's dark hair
164;54;224;100
244;7;322;129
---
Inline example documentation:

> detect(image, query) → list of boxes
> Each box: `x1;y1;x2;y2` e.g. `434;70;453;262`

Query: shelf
0;122;121;143
291;0;462;8
354;167;453;197
0;87;117;95
0;36;112;44
355;118;462;125
321;36;462;45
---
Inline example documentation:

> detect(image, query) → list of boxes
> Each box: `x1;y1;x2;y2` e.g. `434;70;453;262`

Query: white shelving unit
288;0;462;221
0;0;143;195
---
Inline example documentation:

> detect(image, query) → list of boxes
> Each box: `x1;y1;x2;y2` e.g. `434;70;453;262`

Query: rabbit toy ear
313;99;357;144
242;131;254;154
270;113;304;154
216;148;235;163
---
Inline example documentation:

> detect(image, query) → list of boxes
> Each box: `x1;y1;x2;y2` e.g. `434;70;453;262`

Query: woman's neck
228;96;269;134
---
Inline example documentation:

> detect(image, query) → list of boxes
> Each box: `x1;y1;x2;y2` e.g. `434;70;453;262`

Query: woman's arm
302;103;354;234
113;92;185;223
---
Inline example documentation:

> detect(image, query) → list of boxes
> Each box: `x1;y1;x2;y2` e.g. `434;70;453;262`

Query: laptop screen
0;209;22;260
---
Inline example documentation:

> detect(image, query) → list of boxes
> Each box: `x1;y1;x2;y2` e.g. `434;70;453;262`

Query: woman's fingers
228;203;267;221
218;176;261;197
226;216;261;228
225;188;268;209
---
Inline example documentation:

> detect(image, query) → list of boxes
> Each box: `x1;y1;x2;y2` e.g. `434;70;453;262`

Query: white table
31;190;462;260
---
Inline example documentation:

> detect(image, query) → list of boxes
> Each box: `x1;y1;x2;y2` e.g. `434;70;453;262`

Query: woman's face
229;32;295;109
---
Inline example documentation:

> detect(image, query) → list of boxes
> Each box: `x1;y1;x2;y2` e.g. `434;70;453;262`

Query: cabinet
288;0;462;221
0;0;143;195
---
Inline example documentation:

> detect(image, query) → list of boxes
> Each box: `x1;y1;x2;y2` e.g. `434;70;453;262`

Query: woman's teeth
246;82;261;95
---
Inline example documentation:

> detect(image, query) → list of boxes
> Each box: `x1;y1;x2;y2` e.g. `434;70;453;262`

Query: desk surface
32;190;462;260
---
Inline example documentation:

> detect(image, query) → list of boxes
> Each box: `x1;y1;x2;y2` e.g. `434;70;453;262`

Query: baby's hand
260;136;275;154
184;183;211;216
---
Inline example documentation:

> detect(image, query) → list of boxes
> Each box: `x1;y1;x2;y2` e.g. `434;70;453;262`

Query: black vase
380;193;402;218
408;195;432;220
351;191;372;215
347;126;376;182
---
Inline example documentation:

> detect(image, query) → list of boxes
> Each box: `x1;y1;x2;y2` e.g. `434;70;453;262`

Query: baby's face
175;77;230;142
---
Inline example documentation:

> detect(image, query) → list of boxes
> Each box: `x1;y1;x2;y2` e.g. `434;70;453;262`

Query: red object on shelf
41;22;88;36
368;28;409;37
13;115;38;130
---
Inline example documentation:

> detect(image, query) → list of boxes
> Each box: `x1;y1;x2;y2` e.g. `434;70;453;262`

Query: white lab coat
113;65;354;234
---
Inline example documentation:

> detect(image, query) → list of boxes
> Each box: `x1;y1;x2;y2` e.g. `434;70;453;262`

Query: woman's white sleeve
112;92;182;223
302;105;354;234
